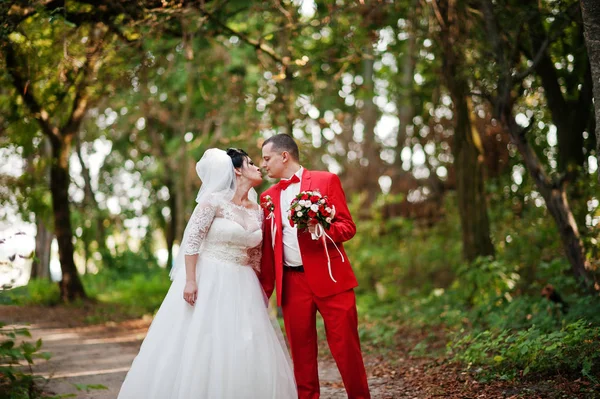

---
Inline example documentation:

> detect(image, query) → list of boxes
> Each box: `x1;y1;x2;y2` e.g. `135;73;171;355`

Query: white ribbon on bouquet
311;212;344;284
266;211;277;249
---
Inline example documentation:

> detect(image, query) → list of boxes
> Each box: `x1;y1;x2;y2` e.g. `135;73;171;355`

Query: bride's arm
183;255;199;305
182;202;217;305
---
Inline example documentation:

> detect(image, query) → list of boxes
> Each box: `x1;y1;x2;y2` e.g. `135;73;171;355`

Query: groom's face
261;143;285;179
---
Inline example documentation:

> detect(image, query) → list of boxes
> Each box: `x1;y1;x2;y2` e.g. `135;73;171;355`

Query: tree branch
63;29;106;136
2;0;65;29
199;8;285;65
513;3;579;82
3;41;61;145
430;0;447;31
512;36;550;81
573;61;594;134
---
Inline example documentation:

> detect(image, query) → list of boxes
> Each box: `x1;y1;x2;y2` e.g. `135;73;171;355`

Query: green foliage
346;193;463;296
98;248;161;279
72;383;108;393
82;268;170;318
356;294;402;351
454;257;520;307
348;190;600;383
450;320;600;382
0;321;108;398
0;323;51;399
3;279;60;306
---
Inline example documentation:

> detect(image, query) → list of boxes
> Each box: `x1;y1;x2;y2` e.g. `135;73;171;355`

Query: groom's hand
307;219;319;235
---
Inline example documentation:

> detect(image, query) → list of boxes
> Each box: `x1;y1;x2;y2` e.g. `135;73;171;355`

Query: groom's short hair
262;134;299;161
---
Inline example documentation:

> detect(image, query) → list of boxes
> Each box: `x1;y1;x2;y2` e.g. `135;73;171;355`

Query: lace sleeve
184;201;217;255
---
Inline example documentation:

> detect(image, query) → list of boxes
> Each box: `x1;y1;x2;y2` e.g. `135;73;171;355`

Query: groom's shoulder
307;169;338;182
261;185;277;197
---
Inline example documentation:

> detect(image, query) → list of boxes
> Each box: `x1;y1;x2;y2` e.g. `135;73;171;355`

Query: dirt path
1;305;405;399
3;305;594;398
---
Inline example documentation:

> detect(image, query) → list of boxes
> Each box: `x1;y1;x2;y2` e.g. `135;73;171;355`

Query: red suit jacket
259;169;359;306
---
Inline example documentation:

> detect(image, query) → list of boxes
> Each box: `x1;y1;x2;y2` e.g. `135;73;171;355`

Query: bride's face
238;157;263;187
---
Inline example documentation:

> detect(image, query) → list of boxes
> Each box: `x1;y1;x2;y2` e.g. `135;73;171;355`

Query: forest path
1;305;412;398
4;305;588;398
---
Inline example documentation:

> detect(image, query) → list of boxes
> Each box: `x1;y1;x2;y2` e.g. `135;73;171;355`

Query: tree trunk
393;16;416;180
503;113;593;288
529;11;586;172
50;137;87;301
480;0;594;289
31;220;52;280
29;137;53;280
450;87;495;261
359;50;381;206
4;25;104;302
176;28;194;242
434;0;495;261
581;0;600;182
166;180;177;271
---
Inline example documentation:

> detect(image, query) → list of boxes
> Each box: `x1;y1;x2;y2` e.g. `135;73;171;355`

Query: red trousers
282;270;371;399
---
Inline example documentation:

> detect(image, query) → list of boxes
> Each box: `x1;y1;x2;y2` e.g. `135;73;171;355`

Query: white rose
295;205;302;212
310;204;319;212
304;202;311;208
297;211;303;217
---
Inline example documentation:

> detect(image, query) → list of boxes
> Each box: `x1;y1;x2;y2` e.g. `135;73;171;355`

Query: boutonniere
261;195;276;249
261;195;275;215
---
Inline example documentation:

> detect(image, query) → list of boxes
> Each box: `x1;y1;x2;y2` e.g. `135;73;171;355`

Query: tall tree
581;0;600;182
525;2;593;174
30;139;53;280
479;0;594;289
3;24;108;299
429;0;495;261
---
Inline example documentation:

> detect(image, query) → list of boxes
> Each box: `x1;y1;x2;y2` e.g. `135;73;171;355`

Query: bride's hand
183;281;198;306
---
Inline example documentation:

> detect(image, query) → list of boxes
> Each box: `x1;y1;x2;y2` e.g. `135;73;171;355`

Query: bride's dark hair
226;148;249;168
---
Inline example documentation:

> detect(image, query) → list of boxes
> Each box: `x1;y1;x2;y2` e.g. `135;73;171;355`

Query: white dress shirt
280;167;304;267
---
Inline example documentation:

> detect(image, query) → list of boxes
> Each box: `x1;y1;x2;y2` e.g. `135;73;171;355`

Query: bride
118;148;297;399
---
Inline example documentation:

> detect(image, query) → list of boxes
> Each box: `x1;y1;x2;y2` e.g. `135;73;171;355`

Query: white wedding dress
118;196;296;399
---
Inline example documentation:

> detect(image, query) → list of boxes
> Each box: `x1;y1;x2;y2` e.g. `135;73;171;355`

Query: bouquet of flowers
288;190;343;283
288;190;342;282
288;190;334;232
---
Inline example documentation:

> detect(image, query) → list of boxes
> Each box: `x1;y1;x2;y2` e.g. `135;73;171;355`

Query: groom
259;134;370;399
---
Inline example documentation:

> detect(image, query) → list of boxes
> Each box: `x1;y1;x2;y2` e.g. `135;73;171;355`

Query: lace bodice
184;196;263;271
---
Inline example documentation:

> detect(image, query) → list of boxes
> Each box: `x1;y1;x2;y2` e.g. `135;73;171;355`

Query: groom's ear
281;151;289;163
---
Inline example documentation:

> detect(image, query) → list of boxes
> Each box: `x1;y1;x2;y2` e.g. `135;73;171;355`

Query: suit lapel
272;185;283;249
297;169;312;244
300;168;312;193
274;169;310;260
